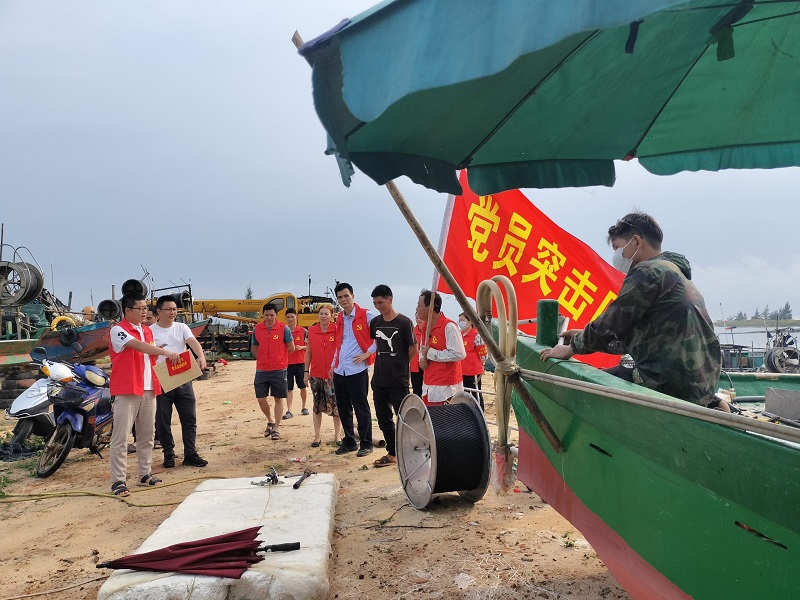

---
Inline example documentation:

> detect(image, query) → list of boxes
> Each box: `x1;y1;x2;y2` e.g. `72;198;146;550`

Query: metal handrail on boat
517;367;800;447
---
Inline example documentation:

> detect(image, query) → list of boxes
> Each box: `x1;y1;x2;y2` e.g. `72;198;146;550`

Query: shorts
287;363;307;391
254;369;288;399
310;377;338;417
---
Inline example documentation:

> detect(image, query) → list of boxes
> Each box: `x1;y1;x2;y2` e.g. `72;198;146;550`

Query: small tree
238;284;259;320
734;310;747;321
779;301;793;319
751;307;761;320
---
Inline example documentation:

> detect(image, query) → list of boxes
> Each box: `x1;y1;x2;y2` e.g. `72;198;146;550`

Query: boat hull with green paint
513;338;800;599
719;371;800;397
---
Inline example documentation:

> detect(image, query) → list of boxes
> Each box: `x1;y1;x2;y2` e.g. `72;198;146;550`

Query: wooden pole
385;181;562;452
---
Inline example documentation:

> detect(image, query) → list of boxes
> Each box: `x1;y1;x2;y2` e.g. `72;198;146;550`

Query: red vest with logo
410;325;423;373
109;319;161;396
253;321;290;371
308;322;337;378
461;327;486;377
423;313;462;386
288;326;307;365
334;304;375;367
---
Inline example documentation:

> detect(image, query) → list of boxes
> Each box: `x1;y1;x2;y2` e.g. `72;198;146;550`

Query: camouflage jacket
571;252;720;405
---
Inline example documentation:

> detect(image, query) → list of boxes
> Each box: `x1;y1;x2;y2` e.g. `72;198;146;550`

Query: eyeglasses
617;219;642;235
129;306;148;312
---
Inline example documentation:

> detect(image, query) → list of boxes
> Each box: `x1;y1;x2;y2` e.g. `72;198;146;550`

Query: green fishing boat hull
513;339;800;599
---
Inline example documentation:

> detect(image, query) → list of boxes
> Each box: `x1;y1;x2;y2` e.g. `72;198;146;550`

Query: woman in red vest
304;305;341;447
459;313;487;410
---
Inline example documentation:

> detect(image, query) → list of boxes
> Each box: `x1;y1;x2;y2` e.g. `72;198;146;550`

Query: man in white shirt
151;295;208;468
416;290;467;403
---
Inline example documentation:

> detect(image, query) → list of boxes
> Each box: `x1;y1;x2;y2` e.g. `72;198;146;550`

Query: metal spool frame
121;279;148;298
98;299;122;321
396;392;491;509
0;260;45;307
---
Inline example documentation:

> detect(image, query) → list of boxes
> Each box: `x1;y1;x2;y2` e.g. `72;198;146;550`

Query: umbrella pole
385;180;562;452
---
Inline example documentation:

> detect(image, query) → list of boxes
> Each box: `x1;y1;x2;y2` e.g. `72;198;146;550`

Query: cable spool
0;261;45;306
98;299;122;320
121;279;148;297
396;392;491;509
170;291;192;310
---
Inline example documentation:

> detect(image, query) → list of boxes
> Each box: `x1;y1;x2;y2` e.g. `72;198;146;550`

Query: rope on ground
0;475;211;507
517;367;800;446
0;575;108;600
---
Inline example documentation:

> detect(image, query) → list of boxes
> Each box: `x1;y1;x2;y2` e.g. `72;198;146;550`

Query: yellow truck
192;292;335;326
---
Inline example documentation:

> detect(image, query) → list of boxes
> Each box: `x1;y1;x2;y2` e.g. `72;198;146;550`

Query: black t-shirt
370;313;415;387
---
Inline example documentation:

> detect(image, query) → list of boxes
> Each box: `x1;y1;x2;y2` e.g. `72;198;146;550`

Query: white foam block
98;474;338;600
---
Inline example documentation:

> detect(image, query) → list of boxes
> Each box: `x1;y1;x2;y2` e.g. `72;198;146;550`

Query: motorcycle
4;344;85;452
35;346;112;478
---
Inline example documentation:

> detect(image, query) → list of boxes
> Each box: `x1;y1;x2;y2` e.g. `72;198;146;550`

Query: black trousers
372;384;408;457
155;382;198;458
462;374;484;411
410;370;424;397
333;371;372;450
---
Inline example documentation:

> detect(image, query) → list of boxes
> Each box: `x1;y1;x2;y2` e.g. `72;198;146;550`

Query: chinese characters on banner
437;171;624;368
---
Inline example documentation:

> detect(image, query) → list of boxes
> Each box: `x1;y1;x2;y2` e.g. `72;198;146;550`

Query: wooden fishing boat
510;304;800;600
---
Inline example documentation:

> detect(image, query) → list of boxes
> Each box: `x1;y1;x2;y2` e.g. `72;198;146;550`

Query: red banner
437;171;623;368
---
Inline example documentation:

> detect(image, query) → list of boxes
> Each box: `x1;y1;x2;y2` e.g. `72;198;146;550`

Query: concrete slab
98;474;338;600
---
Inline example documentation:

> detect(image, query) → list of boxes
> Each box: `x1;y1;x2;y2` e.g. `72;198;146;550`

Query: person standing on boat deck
284;308;309;419
410;316;425;397
416;290;466;404
540;212;724;410
369;284;416;468
251;303;295;440
459;312;487;410
151;295;208;469
108;293;179;498
330;283;376;457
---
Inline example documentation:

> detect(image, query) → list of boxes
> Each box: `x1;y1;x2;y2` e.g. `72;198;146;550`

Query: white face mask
458;320;469;331
612;238;637;273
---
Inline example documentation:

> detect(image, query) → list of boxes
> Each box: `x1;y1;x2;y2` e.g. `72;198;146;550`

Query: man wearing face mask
541;212;723;410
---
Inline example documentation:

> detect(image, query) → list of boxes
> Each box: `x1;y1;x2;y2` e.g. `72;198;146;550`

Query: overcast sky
1;1;798;324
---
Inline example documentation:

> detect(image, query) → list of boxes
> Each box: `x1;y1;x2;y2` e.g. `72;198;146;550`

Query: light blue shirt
333;306;376;376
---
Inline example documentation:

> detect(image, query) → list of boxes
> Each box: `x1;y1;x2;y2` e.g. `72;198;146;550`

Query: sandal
373;455;397;468
264;423;275;437
138;474;163;487
111;481;130;497
311;440;321;448
271;430;281;440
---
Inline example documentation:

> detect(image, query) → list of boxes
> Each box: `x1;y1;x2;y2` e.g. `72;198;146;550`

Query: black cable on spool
428;403;488;493
396;393;491;509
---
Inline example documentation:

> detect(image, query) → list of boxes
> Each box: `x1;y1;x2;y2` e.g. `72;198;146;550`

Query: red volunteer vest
422;313;462;386
288;326;307;365
461;327;486;377
334;304;375;367
253;321;290;371
109;319;162;396
308;322;337;379
410;325;422;373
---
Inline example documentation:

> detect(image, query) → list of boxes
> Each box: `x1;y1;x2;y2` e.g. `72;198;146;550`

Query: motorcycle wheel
36;423;76;478
9;419;34;451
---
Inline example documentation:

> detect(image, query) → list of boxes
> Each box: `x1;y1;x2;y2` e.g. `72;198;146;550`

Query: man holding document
151;295;209;469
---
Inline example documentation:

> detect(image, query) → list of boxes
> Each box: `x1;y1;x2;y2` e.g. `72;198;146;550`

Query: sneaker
182;454;209;467
356;447;373;457
127;443;137;454
163;455;175;469
334;444;357;455
301;408;309;416
154;439;162;450
282;411;294;420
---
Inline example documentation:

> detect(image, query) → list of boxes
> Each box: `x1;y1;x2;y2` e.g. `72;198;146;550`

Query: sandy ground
0;361;628;600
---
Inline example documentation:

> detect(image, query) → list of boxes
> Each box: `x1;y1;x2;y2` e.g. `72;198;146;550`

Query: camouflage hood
656;251;692;280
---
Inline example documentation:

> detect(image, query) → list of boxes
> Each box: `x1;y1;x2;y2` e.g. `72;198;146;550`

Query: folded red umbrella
97;526;300;579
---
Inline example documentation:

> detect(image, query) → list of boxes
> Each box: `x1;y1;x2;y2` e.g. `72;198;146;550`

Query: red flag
438;171;623;368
